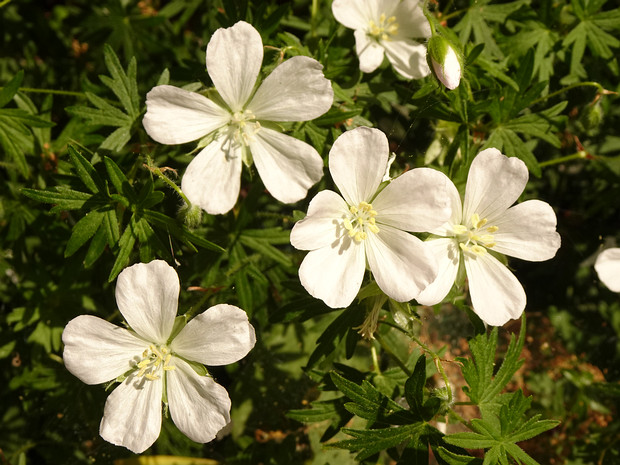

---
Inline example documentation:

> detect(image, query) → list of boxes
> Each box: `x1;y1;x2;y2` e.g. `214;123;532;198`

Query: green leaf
563;1;620;76
0;108;55;127
142;209;224;252
102;44;140;119
454;0;527;59
238;234;292;267
330;372;414;426
68;44;141;151
404;355;427;420
67;145;104;194
21;186;99;211
83;223;110;267
104;156;137;202
65;209;106;257
230;242;253;312
459;316;526;412
0;116;30;177
108;217;137;282
435;447;482;464
306;306;365;368
0;70;23;108
328;423;426;461
287;399;345;423
100;125;132;151
446;318;557;465
503;101;567;148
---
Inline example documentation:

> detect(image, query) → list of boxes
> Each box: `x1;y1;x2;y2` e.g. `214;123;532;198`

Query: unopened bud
427;36;462;90
178;203;203;229
582;101;603;131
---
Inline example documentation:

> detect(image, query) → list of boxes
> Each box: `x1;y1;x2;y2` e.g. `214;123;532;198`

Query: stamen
132;344;176;381
452;224;468;235
230;110;260;147
368;14;399;41
343;201;380;243
454;213;499;258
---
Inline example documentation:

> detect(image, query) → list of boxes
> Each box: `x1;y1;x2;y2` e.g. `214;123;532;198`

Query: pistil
453;214;498;257
135;344;176;381
344;201;380;242
368;14;399;41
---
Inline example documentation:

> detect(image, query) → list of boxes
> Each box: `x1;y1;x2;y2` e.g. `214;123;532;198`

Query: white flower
290;127;451;308
595;248;620;292
417;149;561;326
143;21;334;215
332;0;431;79
427;36;461;90
62;260;256;453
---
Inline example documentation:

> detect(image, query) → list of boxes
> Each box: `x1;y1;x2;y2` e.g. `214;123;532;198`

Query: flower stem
375;333;412;377
371;345;381;375
408;334;453;405
449;407;469;426
539;151;590;168
530;81;616;107
4;87;87;98
143;158;192;206
310;0;319;37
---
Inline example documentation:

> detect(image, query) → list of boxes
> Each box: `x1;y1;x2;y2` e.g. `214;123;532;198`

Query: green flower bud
178;203;203;230
427;35;462;90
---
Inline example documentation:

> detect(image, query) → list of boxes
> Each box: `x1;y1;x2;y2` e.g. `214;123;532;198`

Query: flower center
368;13;399;41
230;109;261;146
134;344;175;381
453;213;498;257
343;201;380;243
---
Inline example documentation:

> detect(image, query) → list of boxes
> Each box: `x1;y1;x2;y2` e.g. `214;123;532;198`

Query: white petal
432;45;461;90
62;315;150;385
298;238;366;308
392;0;431;39
416;238;461;306
181;134;243;215
354;30;386;73
167;358;231;444
464;252;526;326
248;56;333;122
115;260;179;343
99;376;163;454
373;167;451;232
382;38;430;79
171;304;256;366
332;0;372;30
249;128;324;204
290;190;350;251
206;21;262;112
595;248;620;292
427;175;463;236
492;200;561;261
143;85;230;144
463;149;529;223
365;225;438;302
329;127;387;205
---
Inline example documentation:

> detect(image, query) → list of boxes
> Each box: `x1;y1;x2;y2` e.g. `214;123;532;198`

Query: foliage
1;0;619;464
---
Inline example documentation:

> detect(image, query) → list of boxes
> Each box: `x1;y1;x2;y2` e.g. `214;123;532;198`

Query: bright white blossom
290;127;451;308
143;21;334;215
62;260;256;453
595;248;620;292
332;0;431;79
427;36;461;90
417;149;561;326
